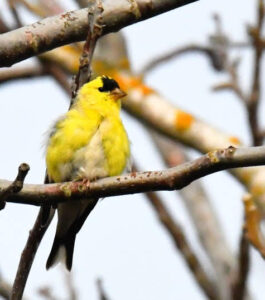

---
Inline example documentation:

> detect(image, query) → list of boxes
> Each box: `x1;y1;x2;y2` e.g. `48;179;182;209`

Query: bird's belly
56;118;129;181
72;129;108;180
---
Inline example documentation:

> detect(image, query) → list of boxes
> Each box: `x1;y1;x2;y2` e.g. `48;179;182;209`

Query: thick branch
2;146;265;206
0;0;197;67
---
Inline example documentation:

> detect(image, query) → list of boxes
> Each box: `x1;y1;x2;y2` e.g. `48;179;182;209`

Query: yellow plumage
45;76;130;270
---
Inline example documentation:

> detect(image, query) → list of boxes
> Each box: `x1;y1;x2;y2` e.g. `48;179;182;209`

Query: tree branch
145;190;218;300
2;145;265;206
150;132;237;299
0;65;47;84
0;0;197;67
140;44;225;74
247;0;264;146
0;163;29;210
11;209;54;300
0;273;12;300
72;0;103;99
96;279;110;300
232;227;250;300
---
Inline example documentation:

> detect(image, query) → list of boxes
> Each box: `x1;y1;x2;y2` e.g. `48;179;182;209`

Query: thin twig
63;270;77;300
145;190;218;300
96;279;110;300
0;12;10;33
41;61;71;96
140;14;250;75
38;286;57;300
213;60;248;103
0;163;29;210
72;0;103;99
7;0;23;28
247;0;265;146
140;45;225;74
232;229;250;300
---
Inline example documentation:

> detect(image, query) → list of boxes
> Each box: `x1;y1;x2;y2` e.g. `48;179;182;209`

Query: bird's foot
81;178;90;187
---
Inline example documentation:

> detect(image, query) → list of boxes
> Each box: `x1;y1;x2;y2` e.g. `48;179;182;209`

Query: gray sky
1;0;265;299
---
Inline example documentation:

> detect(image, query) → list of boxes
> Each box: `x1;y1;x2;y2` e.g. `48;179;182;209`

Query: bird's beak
110;88;127;100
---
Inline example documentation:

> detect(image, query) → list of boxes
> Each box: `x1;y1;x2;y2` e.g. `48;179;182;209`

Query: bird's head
78;76;126;105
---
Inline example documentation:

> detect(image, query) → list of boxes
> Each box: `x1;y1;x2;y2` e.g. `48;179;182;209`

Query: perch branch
3;145;265;206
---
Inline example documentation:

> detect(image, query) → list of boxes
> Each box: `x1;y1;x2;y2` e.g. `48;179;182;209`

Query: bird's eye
98;76;120;92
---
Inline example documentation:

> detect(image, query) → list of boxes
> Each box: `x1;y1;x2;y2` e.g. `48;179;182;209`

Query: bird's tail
46;198;99;271
46;233;76;271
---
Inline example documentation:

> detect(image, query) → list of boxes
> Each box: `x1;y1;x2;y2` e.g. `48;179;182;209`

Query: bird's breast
72;118;130;180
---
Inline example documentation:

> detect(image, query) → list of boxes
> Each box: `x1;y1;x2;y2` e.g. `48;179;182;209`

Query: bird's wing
46;109;104;182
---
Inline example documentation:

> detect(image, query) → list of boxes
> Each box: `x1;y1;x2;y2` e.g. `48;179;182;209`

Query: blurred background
0;0;264;299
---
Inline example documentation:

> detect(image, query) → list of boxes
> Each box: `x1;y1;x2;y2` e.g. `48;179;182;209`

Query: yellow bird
45;76;130;270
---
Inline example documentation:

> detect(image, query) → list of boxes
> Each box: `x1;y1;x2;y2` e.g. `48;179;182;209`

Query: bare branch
72;0;103;99
140;44;225;75
0;0;197;67
7;0;23;28
234;0;265;296
232;228;250;300
38;286;57;300
2;146;265;206
150;132;236;299
0;163;29;210
145;190;218;299
0;12;10;33
213;60;248;103
63;270;77;300
40;60;71;96
247;0;265;146
0;273;12;300
0;65;47;84
11;209;54;300
96;279;110;300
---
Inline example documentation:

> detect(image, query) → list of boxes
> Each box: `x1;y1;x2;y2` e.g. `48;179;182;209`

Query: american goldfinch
45;76;130;270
